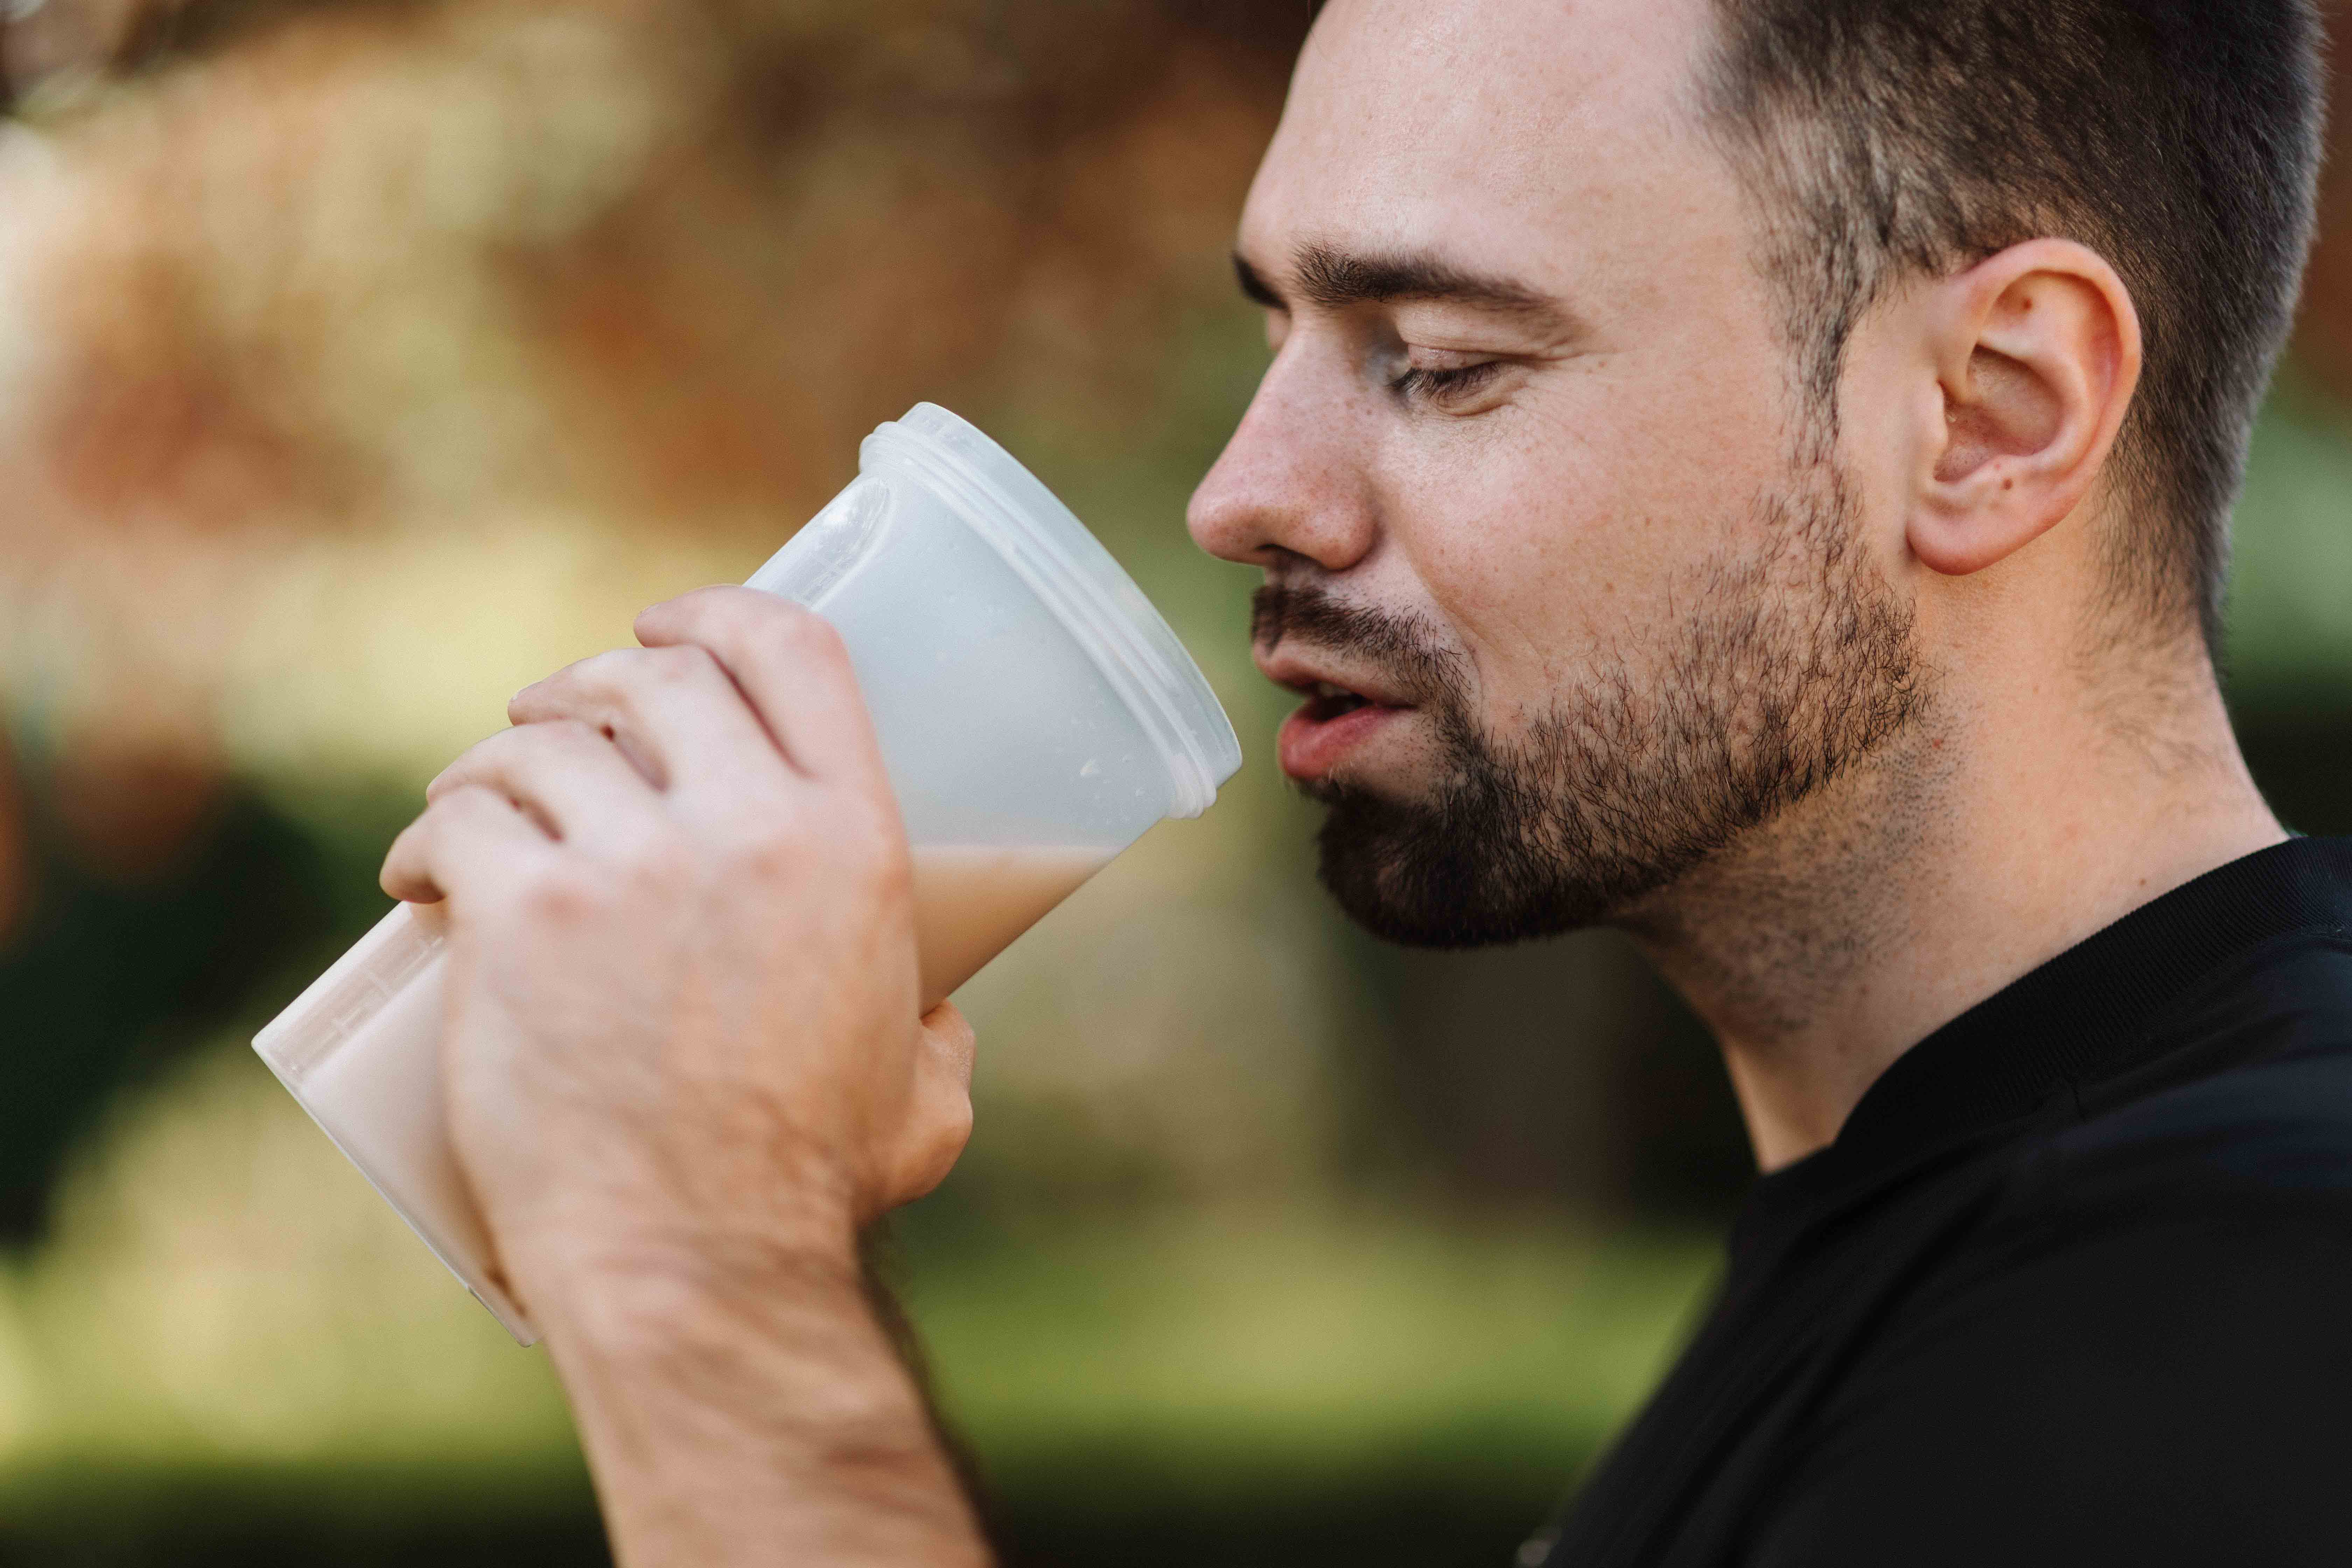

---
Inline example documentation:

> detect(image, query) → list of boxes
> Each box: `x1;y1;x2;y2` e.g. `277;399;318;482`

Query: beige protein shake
911;846;1112;1007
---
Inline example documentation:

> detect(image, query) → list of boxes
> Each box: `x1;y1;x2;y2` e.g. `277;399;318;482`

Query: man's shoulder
1889;931;2352;1323
1766;1158;2352;1567
1735;903;2352;1567
1925;1035;2352;1314
2025;927;2352;1213
1763;989;2352;1567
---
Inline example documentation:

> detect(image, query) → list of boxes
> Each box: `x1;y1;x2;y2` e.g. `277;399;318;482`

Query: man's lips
1260;657;1417;782
1260;616;1420;780
1255;646;1416;710
1278;695;1408;781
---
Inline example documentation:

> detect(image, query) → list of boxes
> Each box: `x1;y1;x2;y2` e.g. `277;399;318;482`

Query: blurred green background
0;2;2347;1562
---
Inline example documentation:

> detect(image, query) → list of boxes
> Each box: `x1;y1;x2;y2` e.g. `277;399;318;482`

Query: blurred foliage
0;0;2347;1563
0;781;331;1241
2226;376;2352;702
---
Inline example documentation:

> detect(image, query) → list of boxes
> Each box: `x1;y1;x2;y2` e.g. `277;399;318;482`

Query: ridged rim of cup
862;405;1242;819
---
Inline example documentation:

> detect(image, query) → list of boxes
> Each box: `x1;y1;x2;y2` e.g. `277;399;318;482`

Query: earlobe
1909;241;2142;579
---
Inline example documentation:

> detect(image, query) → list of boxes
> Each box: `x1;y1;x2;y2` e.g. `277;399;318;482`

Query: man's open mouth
1272;672;1413;783
1303;681;1377;721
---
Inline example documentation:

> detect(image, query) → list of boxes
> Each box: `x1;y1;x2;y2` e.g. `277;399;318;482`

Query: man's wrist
513;1204;866;1362
522;1211;990;1567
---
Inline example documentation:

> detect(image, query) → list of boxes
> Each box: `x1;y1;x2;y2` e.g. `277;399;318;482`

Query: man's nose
1186;349;1378;574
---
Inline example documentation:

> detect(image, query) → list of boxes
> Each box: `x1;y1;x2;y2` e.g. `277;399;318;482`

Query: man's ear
1910;239;2142;577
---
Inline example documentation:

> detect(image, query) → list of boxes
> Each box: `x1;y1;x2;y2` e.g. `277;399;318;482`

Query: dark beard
1260;459;1925;949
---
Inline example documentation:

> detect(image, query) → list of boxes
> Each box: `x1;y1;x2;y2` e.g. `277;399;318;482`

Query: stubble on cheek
1307;455;1928;950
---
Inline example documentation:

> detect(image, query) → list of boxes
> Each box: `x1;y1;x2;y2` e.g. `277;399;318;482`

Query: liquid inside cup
271;845;1113;1337
911;845;1112;1008
272;903;520;1328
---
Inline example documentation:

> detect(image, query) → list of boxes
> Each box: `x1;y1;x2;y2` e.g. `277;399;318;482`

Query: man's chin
1309;784;1612;951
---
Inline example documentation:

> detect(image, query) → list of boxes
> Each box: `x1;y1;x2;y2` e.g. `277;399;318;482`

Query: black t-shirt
1530;837;2352;1568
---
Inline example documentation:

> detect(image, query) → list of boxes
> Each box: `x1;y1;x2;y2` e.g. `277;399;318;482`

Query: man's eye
1391;360;1505;408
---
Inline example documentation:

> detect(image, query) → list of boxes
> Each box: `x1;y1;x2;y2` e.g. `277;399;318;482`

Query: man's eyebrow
1233;241;1566;323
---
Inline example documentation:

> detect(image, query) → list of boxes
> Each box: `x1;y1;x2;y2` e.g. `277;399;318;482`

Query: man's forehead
1241;0;1716;286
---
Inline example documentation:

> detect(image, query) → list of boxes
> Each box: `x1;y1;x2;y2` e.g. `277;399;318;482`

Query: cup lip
862;405;1243;818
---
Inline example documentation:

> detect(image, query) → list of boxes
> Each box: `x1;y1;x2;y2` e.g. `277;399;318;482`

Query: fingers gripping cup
252;406;1243;1345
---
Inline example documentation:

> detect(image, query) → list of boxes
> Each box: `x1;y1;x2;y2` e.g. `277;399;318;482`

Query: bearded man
383;0;2352;1563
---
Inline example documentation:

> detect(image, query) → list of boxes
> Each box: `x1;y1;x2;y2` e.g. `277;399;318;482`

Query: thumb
869;1003;978;1218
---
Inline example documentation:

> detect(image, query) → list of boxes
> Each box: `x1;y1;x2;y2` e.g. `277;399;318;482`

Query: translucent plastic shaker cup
252;404;1243;1345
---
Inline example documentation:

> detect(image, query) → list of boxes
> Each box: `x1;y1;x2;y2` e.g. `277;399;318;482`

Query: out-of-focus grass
0;1031;1716;1549
906;1215;1715;1507
0;1045;577;1472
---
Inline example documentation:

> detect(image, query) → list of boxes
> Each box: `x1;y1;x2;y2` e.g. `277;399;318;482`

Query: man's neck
1617;641;2286;1172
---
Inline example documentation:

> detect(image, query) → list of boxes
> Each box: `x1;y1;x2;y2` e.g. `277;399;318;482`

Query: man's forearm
533;1237;992;1568
387;590;997;1562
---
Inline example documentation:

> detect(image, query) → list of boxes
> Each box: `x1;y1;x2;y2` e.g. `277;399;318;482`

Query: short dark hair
1701;0;2327;651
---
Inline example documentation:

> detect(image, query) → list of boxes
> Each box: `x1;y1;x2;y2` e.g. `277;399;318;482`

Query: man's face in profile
1188;0;1925;948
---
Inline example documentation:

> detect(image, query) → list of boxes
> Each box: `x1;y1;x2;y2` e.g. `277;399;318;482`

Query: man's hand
380;586;990;1567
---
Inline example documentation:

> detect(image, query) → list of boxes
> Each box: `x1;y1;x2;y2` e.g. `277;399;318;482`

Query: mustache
1250;582;1463;701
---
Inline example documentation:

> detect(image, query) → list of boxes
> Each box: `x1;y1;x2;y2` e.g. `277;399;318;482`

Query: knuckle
557;649;626;693
446;735;517;790
638;584;726;629
790;789;899;874
430;736;506;796
528;650;625;717
430;782;496;822
605;818;687;887
779;605;848;663
732;813;808;877
559;650;676;728
462;727;519;761
635;834;692;891
840;793;910;863
579;647;643;692
645;643;717;687
538;717;604;754
636;589;696;626
520;862;599;924
507;676;555;722
864;837;915;903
